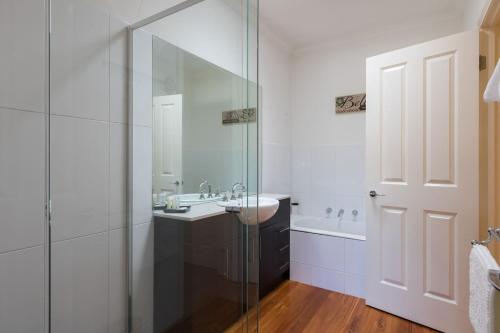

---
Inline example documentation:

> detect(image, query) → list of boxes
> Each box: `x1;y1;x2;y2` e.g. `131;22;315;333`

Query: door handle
369;190;386;198
171;181;180;186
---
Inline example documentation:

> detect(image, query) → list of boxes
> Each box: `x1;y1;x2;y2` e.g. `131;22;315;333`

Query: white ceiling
260;0;470;49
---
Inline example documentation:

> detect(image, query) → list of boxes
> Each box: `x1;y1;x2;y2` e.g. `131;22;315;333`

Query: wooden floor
226;280;438;333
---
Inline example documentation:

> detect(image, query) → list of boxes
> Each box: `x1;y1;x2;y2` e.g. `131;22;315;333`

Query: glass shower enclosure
129;1;259;332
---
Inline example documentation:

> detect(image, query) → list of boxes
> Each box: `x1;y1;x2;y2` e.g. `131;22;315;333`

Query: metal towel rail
472;228;500;291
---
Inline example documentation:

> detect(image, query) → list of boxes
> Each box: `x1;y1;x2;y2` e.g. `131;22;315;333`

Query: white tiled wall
0;246;45;333
290;231;366;298
49;1;129;332
291;144;365;219
0;0;47;332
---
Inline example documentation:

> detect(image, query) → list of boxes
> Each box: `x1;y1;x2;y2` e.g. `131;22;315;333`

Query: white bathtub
290;214;367;298
291;214;366;241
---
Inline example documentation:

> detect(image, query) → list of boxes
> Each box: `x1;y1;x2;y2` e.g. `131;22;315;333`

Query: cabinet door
259;226;275;298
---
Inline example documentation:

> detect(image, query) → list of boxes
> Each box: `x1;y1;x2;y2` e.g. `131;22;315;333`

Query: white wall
0;0;47;330
50;1;129;332
260;28;292;195
290;13;466;219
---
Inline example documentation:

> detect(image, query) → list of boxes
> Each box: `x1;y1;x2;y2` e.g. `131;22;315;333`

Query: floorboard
225;280;440;333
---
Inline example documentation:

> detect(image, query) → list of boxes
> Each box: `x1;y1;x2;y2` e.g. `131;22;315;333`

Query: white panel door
366;30;478;332
153;94;183;195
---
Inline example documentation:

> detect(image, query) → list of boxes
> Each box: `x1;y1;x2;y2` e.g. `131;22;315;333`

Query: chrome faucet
337;208;345;218
231;182;246;200
199;180;208;199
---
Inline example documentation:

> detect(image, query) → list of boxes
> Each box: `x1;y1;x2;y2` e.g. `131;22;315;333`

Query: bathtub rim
291;215;366;241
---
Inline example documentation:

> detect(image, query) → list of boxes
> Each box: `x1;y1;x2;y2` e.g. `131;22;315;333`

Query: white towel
484;60;500;102
469;244;500;333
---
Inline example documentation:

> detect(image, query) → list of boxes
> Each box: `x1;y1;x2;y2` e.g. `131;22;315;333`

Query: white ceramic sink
217;196;279;225
177;193;219;205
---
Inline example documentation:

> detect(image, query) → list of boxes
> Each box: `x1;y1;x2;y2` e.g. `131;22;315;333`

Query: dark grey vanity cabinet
154;213;245;333
259;198;291;299
153;197;290;332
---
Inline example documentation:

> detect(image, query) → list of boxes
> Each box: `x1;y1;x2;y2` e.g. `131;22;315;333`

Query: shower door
129;1;259;332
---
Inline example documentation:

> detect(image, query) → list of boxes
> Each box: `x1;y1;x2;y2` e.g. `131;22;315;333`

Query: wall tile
310;144;335;195
51;233;108;333
109;228;127;333
133;125;153;225
110;16;129;124
310;266;345;293
0;246;45;333
0;109;45;253
291;145;310;195
345;273;365;298
51;116;109;241
308;192;337;218
0;0;45;112
335;195;364;222
335;144;365;196
110;123;127;230
51;0;110;121
262;142;291;194
132;29;153;127
132;222;154;333
345;239;366;276
290;261;312;285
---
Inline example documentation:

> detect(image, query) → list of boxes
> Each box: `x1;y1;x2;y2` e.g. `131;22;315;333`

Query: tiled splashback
291;144;365;220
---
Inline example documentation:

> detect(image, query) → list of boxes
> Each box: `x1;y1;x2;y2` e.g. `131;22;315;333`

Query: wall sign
222;108;257;124
335;93;366;113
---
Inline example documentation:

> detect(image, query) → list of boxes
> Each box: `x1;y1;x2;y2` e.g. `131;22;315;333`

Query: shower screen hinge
46;199;52;221
480;55;487;71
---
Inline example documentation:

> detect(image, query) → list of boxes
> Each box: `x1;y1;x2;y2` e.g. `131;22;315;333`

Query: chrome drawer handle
279;244;289;252
279;262;290;271
278;227;290;233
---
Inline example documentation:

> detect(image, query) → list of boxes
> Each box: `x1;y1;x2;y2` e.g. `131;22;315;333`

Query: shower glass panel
130;0;259;332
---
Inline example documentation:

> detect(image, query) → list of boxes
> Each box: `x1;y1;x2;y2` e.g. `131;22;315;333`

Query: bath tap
337;208;344;218
352;209;358;220
326;207;333;218
207;185;213;198
199;180;208;199
231;182;245;200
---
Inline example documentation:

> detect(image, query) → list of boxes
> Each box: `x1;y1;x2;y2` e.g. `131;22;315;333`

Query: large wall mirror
152;36;259;203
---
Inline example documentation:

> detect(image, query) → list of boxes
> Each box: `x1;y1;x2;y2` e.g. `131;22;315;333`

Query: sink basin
177;193;220;205
217;196;279;225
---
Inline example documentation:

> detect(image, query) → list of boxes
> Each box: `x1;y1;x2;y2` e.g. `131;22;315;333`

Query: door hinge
480;55;487;71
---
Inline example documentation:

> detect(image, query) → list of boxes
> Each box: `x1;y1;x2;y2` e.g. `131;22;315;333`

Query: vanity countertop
154;193;291;222
260;193;291;200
